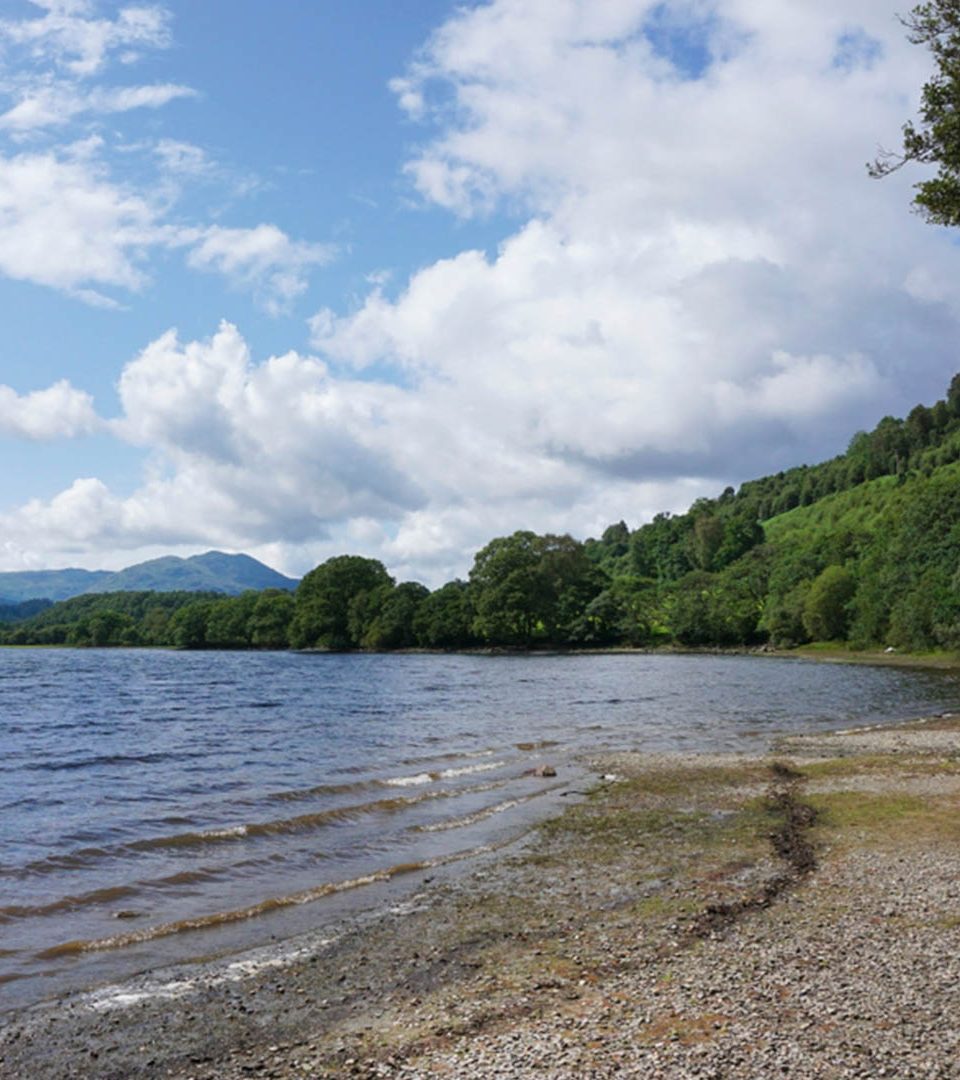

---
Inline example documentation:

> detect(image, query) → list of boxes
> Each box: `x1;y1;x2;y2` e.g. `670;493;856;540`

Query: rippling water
1;648;957;1010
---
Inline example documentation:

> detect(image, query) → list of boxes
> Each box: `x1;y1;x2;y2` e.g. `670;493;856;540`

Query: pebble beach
3;715;960;1079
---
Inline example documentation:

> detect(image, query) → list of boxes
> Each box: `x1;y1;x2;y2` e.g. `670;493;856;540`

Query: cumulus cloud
0;321;416;563
0;147;157;297
0;145;328;307
4;1;960;583
0;379;100;439
0;2;326;310
186;226;336;315
314;0;959;483
0;1;172;77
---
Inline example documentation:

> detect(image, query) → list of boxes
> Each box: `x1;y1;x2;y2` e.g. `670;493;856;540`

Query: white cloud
111;320;425;529
3;1;960;583
0;80;195;131
186;225;336;315
0;379;100;439
0;2;172;77
0;145;329;307
0;2;328;311
152;138;214;178
0;147;157;296
313;0;958;480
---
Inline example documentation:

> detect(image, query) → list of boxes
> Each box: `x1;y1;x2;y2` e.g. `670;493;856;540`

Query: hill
5;377;960;653
0;568;111;604
0;552;297;605
89;552;298;596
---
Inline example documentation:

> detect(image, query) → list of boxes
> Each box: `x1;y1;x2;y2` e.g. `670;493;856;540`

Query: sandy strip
2;717;960;1078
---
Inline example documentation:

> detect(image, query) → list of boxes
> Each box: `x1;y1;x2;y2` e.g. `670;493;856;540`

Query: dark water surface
1;649;957;1010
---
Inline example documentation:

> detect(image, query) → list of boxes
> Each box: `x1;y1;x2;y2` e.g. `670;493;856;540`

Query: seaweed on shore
688;762;817;938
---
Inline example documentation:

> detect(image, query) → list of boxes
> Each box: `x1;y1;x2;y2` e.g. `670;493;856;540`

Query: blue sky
0;0;958;584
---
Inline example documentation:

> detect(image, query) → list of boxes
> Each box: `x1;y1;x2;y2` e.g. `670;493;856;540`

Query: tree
290;555;393;649
171;600;214;649
869;1;960;224
802;566;856;642
82;609;138;646
689;514;725;571
349;581;429;649
248;590;295;649
205;593;258;648
469;531;604;646
469;531;548;645
413;580;477;648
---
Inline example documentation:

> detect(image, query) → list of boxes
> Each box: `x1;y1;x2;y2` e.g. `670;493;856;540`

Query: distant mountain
0;568;111;604
0;552;298;604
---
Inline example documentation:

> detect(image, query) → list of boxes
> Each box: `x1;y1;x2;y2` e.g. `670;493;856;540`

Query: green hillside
6;376;960;653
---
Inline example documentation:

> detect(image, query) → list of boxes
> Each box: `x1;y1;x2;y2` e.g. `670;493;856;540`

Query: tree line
6;374;960;653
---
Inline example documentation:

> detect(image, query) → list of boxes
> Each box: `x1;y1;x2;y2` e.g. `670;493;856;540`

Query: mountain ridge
0;551;298;604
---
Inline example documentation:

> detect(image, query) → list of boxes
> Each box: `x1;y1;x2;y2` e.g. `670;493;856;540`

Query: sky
0;0;958;587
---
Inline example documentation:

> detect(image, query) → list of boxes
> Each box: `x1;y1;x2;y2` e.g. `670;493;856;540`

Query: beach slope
3;718;960;1078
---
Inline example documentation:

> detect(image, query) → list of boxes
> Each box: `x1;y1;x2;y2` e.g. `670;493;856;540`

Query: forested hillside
5;375;960;652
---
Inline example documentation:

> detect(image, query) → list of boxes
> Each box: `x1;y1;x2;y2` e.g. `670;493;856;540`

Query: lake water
1;649;957;1011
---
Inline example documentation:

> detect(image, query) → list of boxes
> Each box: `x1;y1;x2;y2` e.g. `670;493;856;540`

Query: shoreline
6;640;960;675
3;714;960;1078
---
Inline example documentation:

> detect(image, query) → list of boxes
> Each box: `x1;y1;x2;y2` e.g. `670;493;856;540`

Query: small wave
398;748;496;767
416;798;522;832
414;784;561;834
0;845;115;879
23;750;201;773
0;884;138;921
0;864;237;924
6;780;508;876
37;841;512;960
83;935;338;1011
437;761;504;779
385;760;504;786
382;772;435;787
263;778;376;803
37;867;415;958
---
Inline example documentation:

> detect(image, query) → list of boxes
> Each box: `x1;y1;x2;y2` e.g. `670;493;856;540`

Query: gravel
3;718;959;1080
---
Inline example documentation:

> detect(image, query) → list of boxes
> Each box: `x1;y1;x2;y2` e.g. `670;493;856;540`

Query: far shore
5;638;960;675
3;713;960;1078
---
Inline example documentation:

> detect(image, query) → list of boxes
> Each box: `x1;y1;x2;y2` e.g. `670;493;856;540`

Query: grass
808;789;960;848
799;754;960;779
595;763;771;799
787;643;960;670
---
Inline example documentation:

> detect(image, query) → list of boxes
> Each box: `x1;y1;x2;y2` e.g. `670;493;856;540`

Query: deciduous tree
869;1;960;224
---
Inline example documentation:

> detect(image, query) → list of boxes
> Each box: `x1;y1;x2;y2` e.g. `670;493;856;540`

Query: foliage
8;375;960;655
349;581;429;649
290;556;394;650
248;590;295;649
413;580;478;648
0;598;52;623
869;0;960;225
802;566;856;641
469;531;605;645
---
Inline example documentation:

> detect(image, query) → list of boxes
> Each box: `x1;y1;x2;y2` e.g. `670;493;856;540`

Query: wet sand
3;716;960;1078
